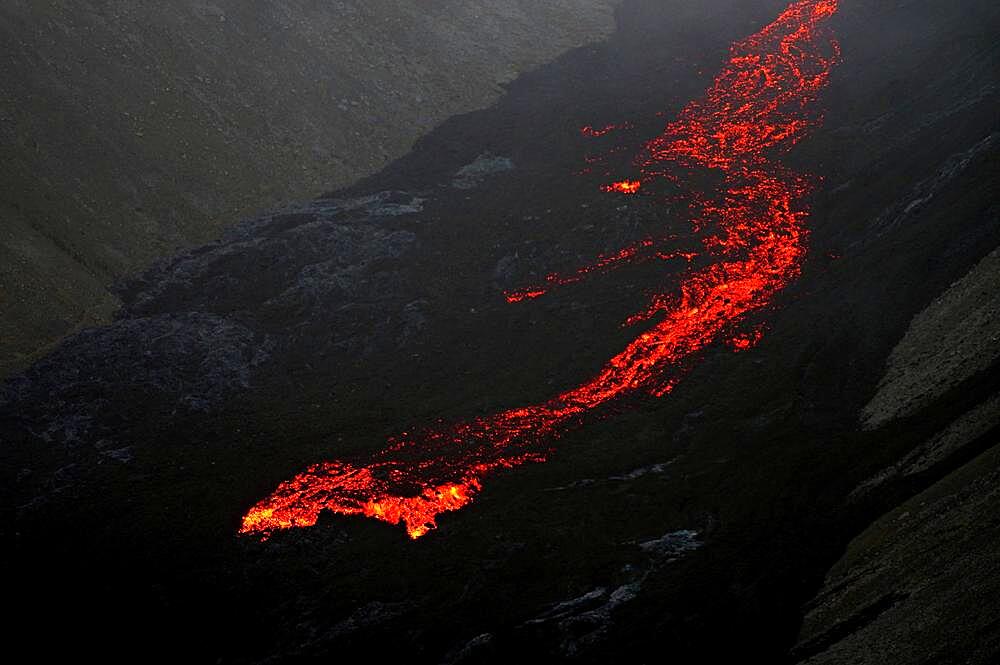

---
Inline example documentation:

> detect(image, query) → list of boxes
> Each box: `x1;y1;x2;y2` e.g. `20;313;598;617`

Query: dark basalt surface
0;0;618;376
4;1;999;663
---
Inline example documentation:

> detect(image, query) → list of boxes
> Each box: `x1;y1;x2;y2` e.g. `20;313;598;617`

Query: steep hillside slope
795;243;1000;665
0;0;617;376
4;0;999;663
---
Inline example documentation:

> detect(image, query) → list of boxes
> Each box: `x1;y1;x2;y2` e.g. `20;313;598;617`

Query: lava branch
240;0;840;540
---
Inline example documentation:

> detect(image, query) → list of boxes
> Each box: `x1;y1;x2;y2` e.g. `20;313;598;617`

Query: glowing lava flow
241;0;840;540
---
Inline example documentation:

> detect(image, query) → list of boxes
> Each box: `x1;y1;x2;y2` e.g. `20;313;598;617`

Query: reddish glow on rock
729;327;766;352
504;239;696;305
604;179;643;195
581;122;634;137
241;0;840;540
504;288;547;304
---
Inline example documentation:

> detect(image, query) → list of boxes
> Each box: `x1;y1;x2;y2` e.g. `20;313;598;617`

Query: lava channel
241;0;841;540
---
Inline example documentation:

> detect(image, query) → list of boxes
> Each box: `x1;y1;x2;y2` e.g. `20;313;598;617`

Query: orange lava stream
240;0;840;540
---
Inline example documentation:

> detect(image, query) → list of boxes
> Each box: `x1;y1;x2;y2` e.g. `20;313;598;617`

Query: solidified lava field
5;1;999;663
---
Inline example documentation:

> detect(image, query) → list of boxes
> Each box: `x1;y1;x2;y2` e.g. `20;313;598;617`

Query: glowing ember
241;0;840;540
603;179;643;195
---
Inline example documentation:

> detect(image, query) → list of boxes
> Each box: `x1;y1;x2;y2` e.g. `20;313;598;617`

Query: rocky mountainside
0;0;617;377
794;242;1000;664
4;0;999;663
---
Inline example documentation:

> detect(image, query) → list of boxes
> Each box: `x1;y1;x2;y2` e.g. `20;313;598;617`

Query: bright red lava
241;0;840;540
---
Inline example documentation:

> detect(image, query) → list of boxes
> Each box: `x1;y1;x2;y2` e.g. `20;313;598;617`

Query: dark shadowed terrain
0;0;616;376
4;1;999;663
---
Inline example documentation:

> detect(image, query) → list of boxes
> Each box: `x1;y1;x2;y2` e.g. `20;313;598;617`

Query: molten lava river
241;0;841;540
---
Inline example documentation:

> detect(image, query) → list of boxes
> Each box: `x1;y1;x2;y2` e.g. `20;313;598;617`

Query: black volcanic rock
4;1;1000;664
0;0;619;377
118;190;428;360
794;444;1000;665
